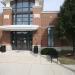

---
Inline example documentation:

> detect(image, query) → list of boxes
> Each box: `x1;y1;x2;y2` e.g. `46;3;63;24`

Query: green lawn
59;56;75;64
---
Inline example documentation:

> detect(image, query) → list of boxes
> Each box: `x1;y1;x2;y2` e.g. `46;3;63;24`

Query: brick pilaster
2;7;12;45
32;6;42;46
3;7;12;25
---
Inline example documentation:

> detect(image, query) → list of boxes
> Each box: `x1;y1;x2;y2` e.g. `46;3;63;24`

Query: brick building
0;0;72;52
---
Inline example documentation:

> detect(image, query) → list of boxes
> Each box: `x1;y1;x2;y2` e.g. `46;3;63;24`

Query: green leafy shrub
41;48;57;55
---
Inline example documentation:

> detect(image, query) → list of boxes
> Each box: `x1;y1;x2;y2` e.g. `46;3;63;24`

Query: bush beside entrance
41;48;57;55
41;48;58;63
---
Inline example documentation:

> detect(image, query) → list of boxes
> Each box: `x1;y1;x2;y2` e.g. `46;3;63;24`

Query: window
11;0;34;25
48;27;54;47
13;14;33;25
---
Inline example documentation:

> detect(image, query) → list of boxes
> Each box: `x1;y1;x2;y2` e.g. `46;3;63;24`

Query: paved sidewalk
0;51;59;64
0;51;75;75
0;63;75;75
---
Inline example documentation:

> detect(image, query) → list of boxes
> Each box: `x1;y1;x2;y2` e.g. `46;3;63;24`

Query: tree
56;0;75;55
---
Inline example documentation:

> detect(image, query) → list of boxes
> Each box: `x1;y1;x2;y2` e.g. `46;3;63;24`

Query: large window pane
23;8;29;12
17;3;22;8
16;22;22;25
17;9;22;13
23;18;28;21
13;15;15;20
30;17;32;22
11;0;34;25
23;22;28;25
30;3;34;7
17;15;22;17
23;2;29;7
48;27;54;47
23;14;28;17
17;18;22;21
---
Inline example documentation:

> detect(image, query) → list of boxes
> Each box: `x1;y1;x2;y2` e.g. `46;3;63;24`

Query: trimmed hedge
41;48;59;63
41;48;57;55
41;48;73;57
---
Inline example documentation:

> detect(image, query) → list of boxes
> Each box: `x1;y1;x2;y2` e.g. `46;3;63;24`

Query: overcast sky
43;0;64;11
0;0;4;13
0;0;65;13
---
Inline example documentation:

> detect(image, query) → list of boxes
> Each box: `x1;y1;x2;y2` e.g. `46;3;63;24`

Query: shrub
41;48;57;55
41;48;49;55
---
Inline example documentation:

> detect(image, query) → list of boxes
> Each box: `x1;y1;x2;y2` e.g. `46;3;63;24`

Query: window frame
11;0;34;25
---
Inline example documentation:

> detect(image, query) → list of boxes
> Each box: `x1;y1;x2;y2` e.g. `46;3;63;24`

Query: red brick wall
3;8;12;25
0;14;3;25
40;12;72;47
32;6;60;47
41;13;58;47
1;8;12;45
32;7;72;47
32;7;42;45
1;31;11;44
0;14;3;43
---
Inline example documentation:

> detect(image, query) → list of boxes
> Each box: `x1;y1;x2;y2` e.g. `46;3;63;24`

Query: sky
43;0;64;11
0;0;4;13
0;0;65;13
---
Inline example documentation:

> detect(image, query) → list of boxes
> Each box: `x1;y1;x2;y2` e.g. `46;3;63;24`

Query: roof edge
42;11;59;14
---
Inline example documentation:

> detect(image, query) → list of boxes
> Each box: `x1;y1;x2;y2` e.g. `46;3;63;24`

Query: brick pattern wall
0;14;3;43
1;8;12;45
41;13;58;47
3;8;12;25
32;6;61;47
33;7;72;47
32;7;42;45
0;14;3;25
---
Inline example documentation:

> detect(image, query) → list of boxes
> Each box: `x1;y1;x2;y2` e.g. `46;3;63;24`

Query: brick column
3;7;12;25
32;6;42;52
1;7;12;51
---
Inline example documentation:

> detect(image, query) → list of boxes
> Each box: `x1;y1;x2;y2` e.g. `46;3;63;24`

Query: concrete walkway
0;51;75;75
0;51;57;64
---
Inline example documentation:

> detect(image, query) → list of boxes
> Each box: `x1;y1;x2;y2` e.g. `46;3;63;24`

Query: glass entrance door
11;31;32;50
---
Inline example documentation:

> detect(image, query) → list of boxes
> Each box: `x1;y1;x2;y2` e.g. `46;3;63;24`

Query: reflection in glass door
11;31;32;50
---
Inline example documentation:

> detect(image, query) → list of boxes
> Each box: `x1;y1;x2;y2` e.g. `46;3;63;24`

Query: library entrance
11;31;32;50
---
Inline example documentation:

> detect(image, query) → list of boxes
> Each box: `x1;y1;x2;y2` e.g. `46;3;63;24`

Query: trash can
34;46;38;54
1;45;6;52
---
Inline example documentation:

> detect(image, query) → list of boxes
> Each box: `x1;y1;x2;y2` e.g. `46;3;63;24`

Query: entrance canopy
0;25;39;31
